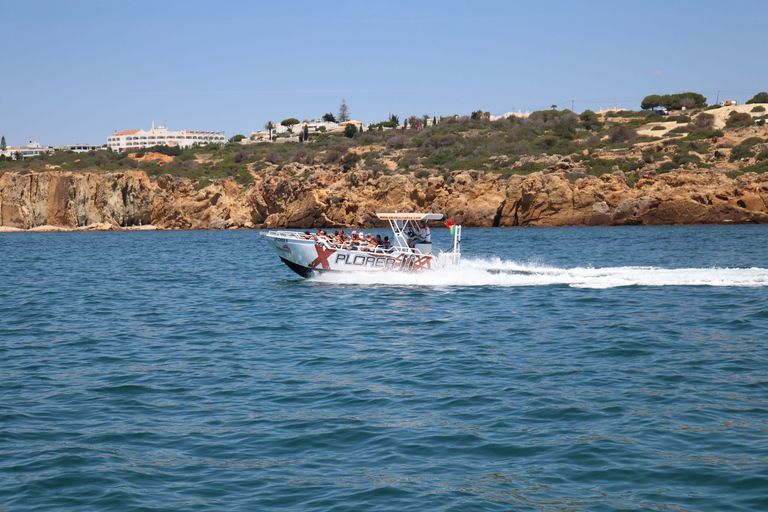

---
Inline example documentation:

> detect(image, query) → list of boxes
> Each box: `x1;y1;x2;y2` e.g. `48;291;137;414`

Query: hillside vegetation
3;105;768;186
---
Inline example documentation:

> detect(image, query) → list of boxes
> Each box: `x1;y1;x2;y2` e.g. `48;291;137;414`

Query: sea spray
310;257;768;288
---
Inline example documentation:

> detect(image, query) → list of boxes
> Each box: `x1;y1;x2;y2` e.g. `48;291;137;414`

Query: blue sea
2;225;768;511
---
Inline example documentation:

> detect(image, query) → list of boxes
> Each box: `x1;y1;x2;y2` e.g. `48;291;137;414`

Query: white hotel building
107;122;225;152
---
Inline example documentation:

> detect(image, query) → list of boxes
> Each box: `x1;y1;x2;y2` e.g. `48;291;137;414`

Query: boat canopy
376;213;443;221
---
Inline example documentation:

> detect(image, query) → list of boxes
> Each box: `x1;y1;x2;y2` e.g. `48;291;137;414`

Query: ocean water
2;225;768;511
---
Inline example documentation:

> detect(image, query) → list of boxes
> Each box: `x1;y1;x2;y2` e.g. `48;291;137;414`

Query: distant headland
2;96;768;231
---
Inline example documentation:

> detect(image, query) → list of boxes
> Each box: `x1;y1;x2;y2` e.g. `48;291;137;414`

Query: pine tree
1;136;6;151
338;99;350;123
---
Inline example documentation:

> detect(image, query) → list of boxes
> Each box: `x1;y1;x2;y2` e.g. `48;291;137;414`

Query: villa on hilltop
250;120;365;142
107;122;225;152
0;141;103;160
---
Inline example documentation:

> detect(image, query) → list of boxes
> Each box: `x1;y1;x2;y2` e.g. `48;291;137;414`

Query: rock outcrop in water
2;166;768;230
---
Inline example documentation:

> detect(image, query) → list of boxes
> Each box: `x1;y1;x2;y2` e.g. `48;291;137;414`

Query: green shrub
641;151;664;163
385;135;410;149
340;152;361;170
426;134;460;148
139;161;163;176
672;150;701;166
741;137;765;146
265;149;286;164
651;125;666;131
740;161;768;174
746;92;768;104
682;130;722;142
729;137;764;162
729;146;753;162
751;106;766;113
583;157;614;174
137;145;182;157
684;113;722;138
678;141;710;154
658;161;678;173
609;125;637;143
626;159;646;172
641;92;706;110
725;112;753;128
235;169;253;185
425;149;454;167
449;157;488;171
552;123;577;139
579;110;602;130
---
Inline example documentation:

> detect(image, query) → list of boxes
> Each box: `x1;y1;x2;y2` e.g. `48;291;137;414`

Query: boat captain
415;221;431;244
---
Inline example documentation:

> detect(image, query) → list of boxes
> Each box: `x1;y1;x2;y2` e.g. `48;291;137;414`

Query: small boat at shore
262;213;462;278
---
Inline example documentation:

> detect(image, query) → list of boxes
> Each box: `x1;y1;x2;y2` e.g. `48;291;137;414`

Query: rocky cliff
250;164;768;228
2;165;768;231
0;171;253;230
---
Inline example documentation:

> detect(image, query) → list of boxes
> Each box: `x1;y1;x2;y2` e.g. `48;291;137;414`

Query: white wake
309;257;768;289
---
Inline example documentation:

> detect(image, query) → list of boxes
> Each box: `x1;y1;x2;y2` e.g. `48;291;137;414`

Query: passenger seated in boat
349;231;362;249
340;233;353;250
301;231;312;239
414;221;431;244
362;233;376;251
382;236;392;251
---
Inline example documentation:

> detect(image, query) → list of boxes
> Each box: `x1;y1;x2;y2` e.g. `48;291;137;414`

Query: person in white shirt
416;221;431;243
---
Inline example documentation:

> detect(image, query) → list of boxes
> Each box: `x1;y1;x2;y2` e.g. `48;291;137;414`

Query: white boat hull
265;235;437;277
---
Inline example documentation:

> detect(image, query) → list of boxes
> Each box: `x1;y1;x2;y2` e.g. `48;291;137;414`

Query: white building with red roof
107;122;225;152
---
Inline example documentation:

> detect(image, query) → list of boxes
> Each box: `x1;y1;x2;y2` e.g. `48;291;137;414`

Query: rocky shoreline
1;164;768;232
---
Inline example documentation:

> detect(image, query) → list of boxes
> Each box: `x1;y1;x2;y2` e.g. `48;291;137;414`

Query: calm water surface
1;225;768;511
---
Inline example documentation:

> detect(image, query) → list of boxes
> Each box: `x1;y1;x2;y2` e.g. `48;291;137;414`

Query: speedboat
262;212;462;278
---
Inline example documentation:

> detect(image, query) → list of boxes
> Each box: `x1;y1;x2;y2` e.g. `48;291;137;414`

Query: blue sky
2;0;766;146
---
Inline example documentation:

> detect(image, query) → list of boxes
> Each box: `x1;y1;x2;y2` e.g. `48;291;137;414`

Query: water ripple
2;227;768;511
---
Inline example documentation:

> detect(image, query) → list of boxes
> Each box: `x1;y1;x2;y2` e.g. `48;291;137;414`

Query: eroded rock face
247;166;768;228
150;177;254;230
2;167;768;230
0;172;255;230
0;171;153;229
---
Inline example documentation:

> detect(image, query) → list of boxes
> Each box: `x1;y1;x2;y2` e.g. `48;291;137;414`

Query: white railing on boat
265;230;421;255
